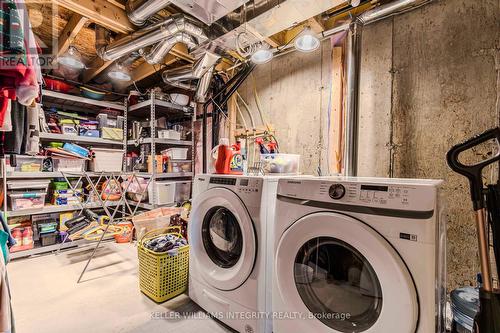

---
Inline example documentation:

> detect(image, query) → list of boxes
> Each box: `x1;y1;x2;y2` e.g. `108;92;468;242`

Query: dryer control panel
279;177;441;213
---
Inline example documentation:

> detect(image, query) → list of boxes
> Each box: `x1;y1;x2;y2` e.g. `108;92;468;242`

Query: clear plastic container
170;161;191;173
158;130;181;140
7;179;50;191
11;155;45;172
260;153;300;174
9;191;46;210
89;148;123;172
53;158;86;172
162;148;189;160
174;181;191;203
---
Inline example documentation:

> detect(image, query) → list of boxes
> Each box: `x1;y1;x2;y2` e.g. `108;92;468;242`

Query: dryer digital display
361;184;389;192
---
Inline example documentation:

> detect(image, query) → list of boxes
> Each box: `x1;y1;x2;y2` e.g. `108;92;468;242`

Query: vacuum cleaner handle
446;127;500;210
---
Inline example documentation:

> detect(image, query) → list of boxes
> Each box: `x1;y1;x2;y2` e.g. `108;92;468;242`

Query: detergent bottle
213;138;243;174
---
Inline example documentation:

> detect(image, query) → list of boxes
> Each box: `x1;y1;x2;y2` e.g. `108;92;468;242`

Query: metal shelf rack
125;91;195;210
1;90;127;259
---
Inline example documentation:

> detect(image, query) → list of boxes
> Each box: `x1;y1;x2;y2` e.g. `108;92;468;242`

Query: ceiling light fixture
58;46;85;69
294;27;321;53
108;63;131;81
250;42;273;64
350;0;361;7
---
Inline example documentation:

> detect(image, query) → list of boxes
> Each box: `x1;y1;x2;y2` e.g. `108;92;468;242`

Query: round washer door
190;187;256;291
275;212;418;333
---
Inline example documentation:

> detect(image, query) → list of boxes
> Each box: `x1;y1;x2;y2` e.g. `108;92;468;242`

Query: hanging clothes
2;101;25;155
0;101;11;132
14;0;41;106
24;103;39;155
0;0;27;127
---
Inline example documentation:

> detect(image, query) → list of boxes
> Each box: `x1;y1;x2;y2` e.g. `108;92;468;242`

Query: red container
45;78;74;93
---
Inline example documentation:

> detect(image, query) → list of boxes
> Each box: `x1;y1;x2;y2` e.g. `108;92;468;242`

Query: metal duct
162;51;220;83
96;15;207;62
162;51;220;102
169;0;250;26
144;32;197;64
358;0;430;24
195;66;215;102
126;0;171;26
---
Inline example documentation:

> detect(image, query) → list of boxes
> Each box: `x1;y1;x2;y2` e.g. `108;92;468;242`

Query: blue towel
0;214;16;248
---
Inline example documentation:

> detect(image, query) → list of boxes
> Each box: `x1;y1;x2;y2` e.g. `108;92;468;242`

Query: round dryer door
275;212;418;333
190;187;256;291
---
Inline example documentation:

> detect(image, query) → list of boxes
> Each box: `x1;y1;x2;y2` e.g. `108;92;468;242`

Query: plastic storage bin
162;148;188;160
170;161;191;173
260;153;300;174
89;148;124;172
10;155;45;172
40;231;58;246
158;130;181;140
174;181;191;203
53;158;86;172
7;179;50;191
9;192;46;210
148;181;176;205
138;227;189;303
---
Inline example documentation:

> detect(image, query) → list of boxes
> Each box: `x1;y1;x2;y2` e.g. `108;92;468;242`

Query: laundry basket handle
446;127;500;210
139;226;183;245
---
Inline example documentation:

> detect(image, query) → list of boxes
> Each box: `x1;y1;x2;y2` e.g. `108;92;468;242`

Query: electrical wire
235;92;256;129
235;100;249;131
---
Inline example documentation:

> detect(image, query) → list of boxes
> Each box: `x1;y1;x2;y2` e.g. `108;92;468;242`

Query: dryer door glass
202;206;243;268
294;236;382;332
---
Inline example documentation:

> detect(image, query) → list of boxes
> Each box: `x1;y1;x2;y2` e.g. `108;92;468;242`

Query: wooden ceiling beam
53;0;134;34
82;59;113;83
106;0;125;10
57;13;88;57
131;54;180;83
308;16;325;34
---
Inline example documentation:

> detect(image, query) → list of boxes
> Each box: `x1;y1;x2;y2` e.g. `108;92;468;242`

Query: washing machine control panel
322;183;415;207
280;178;440;212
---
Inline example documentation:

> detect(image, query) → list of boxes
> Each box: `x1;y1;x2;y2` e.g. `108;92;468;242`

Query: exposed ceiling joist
57;13;88;57
106;0;125;10
308;16;326;33
53;0;134;34
132;54;180;82
82;59;113;82
169;43;194;63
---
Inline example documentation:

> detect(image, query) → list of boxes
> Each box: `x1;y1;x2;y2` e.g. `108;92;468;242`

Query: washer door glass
294;236;382;332
202;206;243;268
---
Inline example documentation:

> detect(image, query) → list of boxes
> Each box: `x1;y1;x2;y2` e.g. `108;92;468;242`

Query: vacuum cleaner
447;127;500;333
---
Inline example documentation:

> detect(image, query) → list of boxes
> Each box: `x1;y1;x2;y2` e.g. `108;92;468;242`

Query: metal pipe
163;51;220;83
126;0;171;26
476;209;493;292
144;32;197;64
342;0;432;175
195;66;215;103
96;15;206;61
358;0;430;24
344;22;362;176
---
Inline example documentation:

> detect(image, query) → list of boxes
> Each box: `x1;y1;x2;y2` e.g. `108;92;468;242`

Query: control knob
329;184;346;200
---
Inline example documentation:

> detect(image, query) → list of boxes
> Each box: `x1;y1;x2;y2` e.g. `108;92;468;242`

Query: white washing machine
189;174;279;333
272;177;446;333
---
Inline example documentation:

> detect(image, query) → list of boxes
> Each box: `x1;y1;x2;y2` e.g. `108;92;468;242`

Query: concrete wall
237;40;333;176
237;0;499;290
357;0;499;289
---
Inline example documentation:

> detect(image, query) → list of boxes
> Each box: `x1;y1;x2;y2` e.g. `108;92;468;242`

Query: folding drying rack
59;171;152;283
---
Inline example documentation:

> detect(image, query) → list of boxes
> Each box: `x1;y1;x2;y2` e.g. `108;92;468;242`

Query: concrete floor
7;243;233;333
